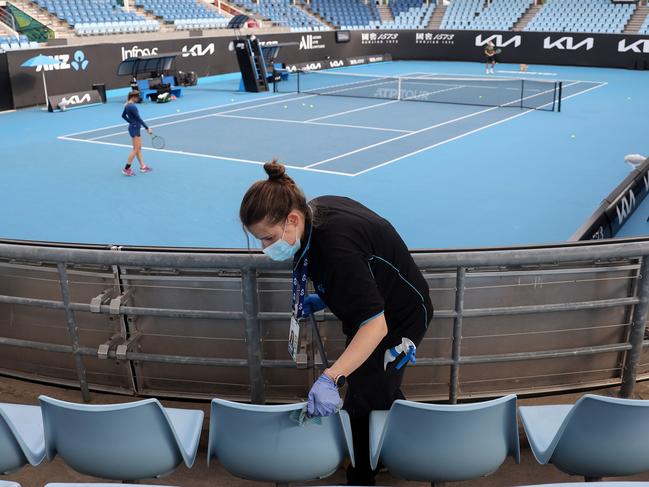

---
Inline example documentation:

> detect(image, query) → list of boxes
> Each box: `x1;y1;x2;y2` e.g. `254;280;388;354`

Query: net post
297;70;301;93
557;81;562;112
397;76;401;101
520;79;524;109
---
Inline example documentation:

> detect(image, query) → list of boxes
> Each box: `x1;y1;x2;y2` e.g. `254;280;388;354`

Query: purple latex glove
303;294;326;317
307;373;341;417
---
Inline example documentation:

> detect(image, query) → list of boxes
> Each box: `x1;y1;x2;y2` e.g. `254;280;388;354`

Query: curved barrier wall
2;238;649;403
1;30;649;108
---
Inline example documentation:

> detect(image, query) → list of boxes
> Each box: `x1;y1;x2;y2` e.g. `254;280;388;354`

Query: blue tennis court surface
1;60;648;248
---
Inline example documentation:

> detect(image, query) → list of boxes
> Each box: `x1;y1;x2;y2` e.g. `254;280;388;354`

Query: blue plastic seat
39;395;203;482
0;403;45;474
520;394;649;481
0;482;21;487
207;398;354;485
369;395;519;483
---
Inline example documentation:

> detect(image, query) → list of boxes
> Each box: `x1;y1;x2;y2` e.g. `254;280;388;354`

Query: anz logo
543;37;594;50
474;34;521;48
618;39;649;53
36;50;88;72
61;93;92;106
181;42;215;57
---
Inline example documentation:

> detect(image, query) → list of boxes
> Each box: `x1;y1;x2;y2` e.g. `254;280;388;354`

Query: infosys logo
121;45;158;60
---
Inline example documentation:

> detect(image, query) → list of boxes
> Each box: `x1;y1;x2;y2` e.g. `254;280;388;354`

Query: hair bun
264;159;286;181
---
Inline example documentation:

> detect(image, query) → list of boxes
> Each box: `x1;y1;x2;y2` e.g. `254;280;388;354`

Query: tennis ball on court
627;96;632;100
302;103;306;106
571;134;576;139
310;104;314;108
176;109;180;112
284;105;288;108
231;98;235;102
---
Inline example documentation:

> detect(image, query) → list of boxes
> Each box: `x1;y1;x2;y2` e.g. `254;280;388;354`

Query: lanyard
292;256;309;319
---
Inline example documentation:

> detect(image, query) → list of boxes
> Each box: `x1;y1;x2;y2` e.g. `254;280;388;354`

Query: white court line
57;136;355;177
421;72;606;84
350;81;607;177
0;109;16;115
58;92;306;138
214;113;412;133
307;81;579;170
79;93;318;141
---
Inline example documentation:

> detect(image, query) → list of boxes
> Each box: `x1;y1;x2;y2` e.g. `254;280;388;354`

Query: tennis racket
150;134;165;149
494;48;502;54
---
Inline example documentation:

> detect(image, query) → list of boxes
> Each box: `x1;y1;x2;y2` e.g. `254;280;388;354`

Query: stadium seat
39;395;203;482
0;482;21;487
207;398;354;484
0;403;45;474
369;395;520;483
519;394;649;481
45;484;176;487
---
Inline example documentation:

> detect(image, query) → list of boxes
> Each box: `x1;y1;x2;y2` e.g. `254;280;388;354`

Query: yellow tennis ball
176;109;180;112
571;134;576;139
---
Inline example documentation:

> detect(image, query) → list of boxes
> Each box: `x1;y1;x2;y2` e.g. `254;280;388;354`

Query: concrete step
378;5;393;23
427;2;445;29
624;4;649;33
513;3;540;31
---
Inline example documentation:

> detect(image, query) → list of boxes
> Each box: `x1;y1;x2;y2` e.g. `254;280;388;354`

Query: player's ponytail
240;158;310;228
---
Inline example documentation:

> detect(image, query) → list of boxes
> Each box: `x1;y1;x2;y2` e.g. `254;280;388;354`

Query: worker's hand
302;294;326;317
307;373;341;417
147;128;153;135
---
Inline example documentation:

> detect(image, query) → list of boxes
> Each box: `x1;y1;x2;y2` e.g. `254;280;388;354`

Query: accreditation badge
288;315;301;363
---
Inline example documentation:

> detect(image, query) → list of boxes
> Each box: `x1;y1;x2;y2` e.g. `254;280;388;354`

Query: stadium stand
524;0;636;34
229;0;326;31
441;0;533;31
0;34;38;51
134;0;229;30
306;0;379;29
26;0;157;35
370;0;434;30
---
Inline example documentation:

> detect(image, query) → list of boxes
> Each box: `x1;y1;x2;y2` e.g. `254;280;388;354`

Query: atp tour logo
475;34;521;48
618;39;649;53
35;50;89;72
416;33;455;45
181;42;215;57
299;34;325;50
361;33;399;45
120;45;158;60
543;36;594;51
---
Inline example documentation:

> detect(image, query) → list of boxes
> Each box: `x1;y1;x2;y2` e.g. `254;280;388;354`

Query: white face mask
262;219;301;261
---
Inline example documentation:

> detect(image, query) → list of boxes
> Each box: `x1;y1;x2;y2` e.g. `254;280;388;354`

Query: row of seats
441;0;533;31
135;0;225;23
75;20;160;35
525;0;636;34
31;0;146;27
174;17;230;29
307;0;379;28
0;35;38;52
3;393;649;484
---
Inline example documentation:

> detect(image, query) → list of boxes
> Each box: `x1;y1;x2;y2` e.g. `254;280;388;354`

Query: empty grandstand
229;0;325;31
524;0;637;34
135;0;229;30
370;0;434;30
0;34;38;51
441;0;533;31
306;0;379;29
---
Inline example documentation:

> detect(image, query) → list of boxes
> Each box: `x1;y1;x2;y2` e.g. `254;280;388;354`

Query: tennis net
276;71;563;111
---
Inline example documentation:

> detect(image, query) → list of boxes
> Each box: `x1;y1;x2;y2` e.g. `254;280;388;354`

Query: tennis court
0;60;647;248
59;70;601;177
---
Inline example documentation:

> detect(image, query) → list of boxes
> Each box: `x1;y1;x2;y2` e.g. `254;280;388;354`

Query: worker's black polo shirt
297;195;433;338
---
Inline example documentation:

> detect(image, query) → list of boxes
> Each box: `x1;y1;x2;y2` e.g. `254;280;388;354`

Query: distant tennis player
121;91;153;176
484;41;498;75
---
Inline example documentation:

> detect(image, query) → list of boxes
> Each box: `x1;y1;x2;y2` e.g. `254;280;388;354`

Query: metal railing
1;237;648;403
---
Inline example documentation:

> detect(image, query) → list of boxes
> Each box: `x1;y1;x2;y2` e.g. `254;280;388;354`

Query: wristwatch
326;369;346;388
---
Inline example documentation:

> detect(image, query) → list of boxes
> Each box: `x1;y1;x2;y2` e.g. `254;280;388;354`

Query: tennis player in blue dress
121;91;153;176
